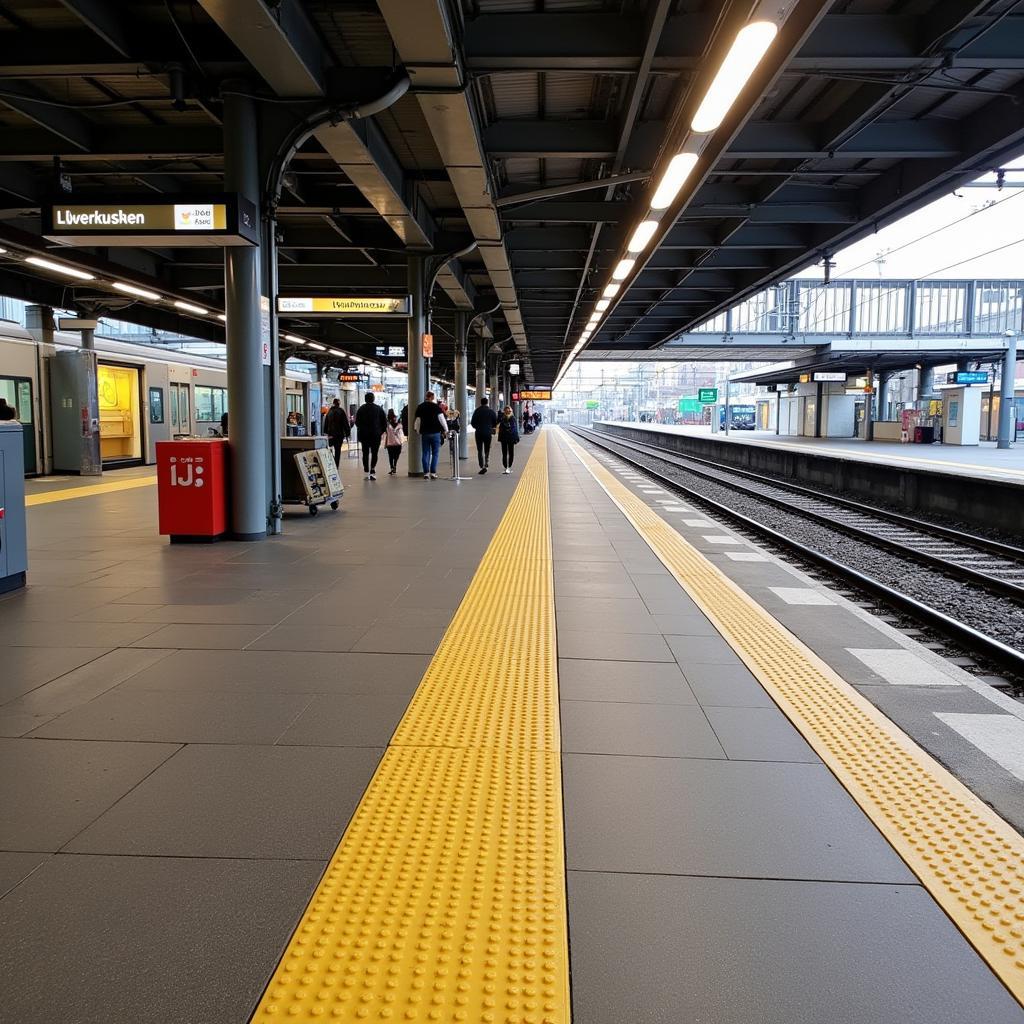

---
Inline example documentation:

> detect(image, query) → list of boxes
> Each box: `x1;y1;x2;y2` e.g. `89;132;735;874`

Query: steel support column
407;255;425;475
490;360;499;409
475;335;487;405
864;369;874;441
454;311;469;460
224;89;267;540
997;332;1018;449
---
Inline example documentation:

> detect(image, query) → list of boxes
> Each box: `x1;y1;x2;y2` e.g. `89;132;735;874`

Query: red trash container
156;439;229;540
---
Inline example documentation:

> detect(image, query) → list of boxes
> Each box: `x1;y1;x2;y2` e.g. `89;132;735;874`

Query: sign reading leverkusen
43;195;259;246
278;296;412;317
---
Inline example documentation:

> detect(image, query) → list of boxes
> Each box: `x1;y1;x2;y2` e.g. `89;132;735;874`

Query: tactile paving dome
567;431;1024;1006
252;437;569;1023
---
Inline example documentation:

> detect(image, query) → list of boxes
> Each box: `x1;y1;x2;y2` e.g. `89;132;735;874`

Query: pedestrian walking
413;390;448;479
470;397;498;474
355;392;387;480
498;405;519;475
384;409;404;475
324;398;350;466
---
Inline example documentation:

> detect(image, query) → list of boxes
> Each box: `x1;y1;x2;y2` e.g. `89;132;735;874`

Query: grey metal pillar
814;382;823;437
81;328;94;351
454;311;469;460
407;255;425;474
224;89;267;540
489;360;499;408
876;373;889;421
919;366;936;399
475;335;486;405
997;332;1018;449
26;305;55;474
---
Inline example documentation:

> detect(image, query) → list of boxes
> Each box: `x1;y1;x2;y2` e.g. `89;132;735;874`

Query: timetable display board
278;296;411;317
43;195;258;246
519;389;552;401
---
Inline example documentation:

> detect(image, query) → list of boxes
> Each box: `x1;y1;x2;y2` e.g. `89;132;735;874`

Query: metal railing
689;279;1024;338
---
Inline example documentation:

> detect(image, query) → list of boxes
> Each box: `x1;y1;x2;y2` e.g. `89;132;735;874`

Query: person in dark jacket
354;393;387;480
400;404;408;435
470;398;499;474
324;398;350;466
413;391;448;479
497;405;520;475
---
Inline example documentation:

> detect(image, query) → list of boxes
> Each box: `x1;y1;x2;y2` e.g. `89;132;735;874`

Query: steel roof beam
465;13;1024;73
500;200;635;224
57;0;133;57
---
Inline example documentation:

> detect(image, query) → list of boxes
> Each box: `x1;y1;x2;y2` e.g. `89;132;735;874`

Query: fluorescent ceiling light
284;334;303;343
216;314;226;322
612;258;636;281
173;300;208;315
308;342;327;351
113;281;160;301
0;247;8;254
651;153;700;210
596;299;610;312
328;348;345;356
24;256;94;281
627;220;659;254
691;21;778;134
602;283;620;299
588;314;601;325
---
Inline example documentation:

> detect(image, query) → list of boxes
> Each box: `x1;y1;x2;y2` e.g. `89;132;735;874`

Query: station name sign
43;195;258;246
812;372;847;382
375;345;406;357
278;296;411;317
519;389;552;401
337;373;368;383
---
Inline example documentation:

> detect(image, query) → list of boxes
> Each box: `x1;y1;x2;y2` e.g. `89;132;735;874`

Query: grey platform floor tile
557;629;675;663
563;753;911;881
0;738;179;851
680;662;775;707
0;854;323;1024
277;693;411;747
561;701;724;758
553;578;639;600
68;744;382;858
557;659;697;705
130;622;272;650
0;852;49;897
0;620;160;648
131;602;296;625
566;871;1024;1024
666;632;747;666
556;605;662;634
352;624;444;655
0;711;52;736
280;599;396;628
245;623;368;652
30;689;314;744
653;610;719;636
117;649;429;697
706;705;820;762
0;647;114;705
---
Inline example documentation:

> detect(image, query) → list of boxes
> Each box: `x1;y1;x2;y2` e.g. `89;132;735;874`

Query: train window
195;385;228;422
149;387;164;423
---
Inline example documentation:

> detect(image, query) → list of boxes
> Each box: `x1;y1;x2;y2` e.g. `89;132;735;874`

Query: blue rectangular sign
947;370;989;385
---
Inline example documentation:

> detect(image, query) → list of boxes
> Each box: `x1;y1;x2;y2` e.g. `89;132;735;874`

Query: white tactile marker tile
848;648;960;686
935;713;1024;781
703;535;742;544
769;587;836;605
724;551;771;561
683;519;713;527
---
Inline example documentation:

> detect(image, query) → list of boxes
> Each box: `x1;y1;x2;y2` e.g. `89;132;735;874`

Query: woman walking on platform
497;405;519;475
384;409;404;475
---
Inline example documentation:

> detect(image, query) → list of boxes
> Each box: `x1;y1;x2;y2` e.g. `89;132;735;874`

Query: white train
0;321;319;476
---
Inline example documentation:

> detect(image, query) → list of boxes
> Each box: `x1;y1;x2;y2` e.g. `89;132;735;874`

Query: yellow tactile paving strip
25;475;156;506
562;428;1024;1007
251;436;569;1023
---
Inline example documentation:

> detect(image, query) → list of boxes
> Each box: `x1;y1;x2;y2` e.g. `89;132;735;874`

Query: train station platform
3;430;1024;1022
599;422;1024;484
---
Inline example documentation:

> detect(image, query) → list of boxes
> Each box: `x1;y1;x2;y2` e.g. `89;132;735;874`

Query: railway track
571;426;1024;681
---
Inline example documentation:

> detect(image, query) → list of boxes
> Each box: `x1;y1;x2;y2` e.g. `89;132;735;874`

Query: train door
0;376;36;475
170;382;191;436
97;362;144;466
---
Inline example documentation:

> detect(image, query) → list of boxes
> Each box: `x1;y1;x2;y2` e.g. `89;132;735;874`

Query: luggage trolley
280;437;344;516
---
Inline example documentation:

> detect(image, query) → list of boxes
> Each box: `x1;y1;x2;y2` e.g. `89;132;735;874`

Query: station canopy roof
0;0;1021;386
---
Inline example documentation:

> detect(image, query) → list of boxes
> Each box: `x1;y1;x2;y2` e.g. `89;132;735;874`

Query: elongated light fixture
627;220;659;253
307;342;327;351
612;257;635;281
25;255;94;281
284;334;304;343
691;21;778;133
602;283;620;299
174;299;208;315
113;281;160;301
596;299;611;312
651;153;699;211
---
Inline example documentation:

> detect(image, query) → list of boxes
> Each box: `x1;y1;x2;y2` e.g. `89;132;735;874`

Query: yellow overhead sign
519;389;553;401
278;296;411;316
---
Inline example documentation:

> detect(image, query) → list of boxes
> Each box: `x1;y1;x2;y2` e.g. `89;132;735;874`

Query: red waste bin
156;439;229;540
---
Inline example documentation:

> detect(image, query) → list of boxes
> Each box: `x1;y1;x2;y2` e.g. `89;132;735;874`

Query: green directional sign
698;387;719;404
585;400;600;410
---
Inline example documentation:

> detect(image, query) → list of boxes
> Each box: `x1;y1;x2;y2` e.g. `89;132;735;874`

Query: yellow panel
26;476;156;506
561;428;1024;1006
252;437;570;1023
